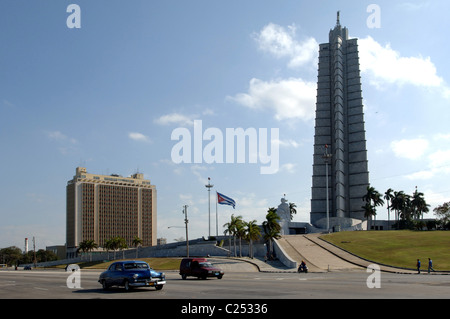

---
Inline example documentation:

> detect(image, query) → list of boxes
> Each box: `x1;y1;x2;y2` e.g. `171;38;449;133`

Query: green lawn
321;230;450;270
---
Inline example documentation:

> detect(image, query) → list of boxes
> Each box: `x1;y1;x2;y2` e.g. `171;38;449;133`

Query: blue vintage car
98;260;166;291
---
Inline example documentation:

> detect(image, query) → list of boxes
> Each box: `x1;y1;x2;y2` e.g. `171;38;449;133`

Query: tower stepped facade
311;14;369;228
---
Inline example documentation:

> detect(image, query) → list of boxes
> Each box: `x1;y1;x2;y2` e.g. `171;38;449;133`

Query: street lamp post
322;145;333;233
183;205;189;257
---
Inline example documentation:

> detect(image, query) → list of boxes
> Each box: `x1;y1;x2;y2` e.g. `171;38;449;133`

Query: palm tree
262;208;281;259
391;191;405;223
391;191;413;225
103;238;113;260
77;239;98;261
400;193;412;221
104;238;118;260
362;202;376;229
117;237;128;259
245;220;261;259
289;202;297;221
104;236;127;260
411;188;430;220
132;236;143;258
223;220;234;255
384;188;394;230
362;186;385;230
223;214;243;257
235;218;246;257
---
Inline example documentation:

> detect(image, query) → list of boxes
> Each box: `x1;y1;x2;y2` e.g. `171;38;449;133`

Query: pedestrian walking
428;258;435;273
417;259;421;274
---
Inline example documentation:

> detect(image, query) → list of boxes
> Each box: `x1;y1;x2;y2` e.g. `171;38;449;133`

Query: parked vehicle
179;258;224;280
98;260;165;291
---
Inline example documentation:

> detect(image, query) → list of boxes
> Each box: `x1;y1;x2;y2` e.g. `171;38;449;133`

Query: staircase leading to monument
276;235;364;272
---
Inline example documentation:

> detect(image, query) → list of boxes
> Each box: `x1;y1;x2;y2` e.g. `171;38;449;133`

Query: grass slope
321;230;450;270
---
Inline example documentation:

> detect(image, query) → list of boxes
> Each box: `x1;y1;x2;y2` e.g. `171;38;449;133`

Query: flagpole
216;191;218;237
205;177;214;238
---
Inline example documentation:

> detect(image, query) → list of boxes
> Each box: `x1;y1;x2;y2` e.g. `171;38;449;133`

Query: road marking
34;287;48;291
0;283;16;287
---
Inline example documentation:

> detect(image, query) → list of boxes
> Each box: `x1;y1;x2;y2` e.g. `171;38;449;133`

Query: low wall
19;240;267;268
273;239;297;269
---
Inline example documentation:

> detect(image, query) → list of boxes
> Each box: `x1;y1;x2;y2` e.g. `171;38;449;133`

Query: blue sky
1;0;450;249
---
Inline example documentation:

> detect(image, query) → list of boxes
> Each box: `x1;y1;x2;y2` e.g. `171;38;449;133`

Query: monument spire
311;14;369;230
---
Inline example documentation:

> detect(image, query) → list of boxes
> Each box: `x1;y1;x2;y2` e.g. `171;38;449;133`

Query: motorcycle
297;264;308;273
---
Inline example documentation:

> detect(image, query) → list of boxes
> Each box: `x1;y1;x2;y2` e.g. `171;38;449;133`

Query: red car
179;258;224;280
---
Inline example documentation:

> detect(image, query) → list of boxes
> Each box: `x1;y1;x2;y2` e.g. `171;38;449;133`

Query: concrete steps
277;235;364;272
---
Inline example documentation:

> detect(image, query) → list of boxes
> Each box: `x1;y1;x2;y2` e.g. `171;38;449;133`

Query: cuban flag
217;192;236;209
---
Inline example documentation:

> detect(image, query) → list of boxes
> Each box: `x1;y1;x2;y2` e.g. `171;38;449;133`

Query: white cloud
403;147;450;180
428;149;450;171
359;36;446;90
279;163;297;174
254;24;446;92
390;138;429;160
253;23;318;68
275;139;301;148
228;77;316;122
232;192;270;222
46;130;79;155
433;133;450;141
405;170;435;180
128;132;150;142
397;2;431;11
46;131;77;144
154;113;195;126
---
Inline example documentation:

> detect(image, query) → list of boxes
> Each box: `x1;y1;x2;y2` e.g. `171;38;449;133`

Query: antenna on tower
337;11;341;26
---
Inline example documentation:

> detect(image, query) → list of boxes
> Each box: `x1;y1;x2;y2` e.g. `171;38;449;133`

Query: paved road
1;267;449;300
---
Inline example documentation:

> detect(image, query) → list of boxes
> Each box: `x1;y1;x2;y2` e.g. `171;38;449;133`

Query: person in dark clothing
417;259;421;274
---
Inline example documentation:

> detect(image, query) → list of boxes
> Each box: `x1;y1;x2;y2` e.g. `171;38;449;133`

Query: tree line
361;186;450;230
222;203;297;260
0;247;58;267
77;236;143;261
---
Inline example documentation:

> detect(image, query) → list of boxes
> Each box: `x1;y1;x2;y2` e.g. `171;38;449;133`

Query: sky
1;0;450;250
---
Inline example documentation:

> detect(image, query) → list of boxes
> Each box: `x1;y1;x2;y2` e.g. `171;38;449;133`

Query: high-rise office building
311;13;370;227
66;167;157;257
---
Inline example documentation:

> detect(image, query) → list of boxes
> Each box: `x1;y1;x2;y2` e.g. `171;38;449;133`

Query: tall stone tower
310;13;369;228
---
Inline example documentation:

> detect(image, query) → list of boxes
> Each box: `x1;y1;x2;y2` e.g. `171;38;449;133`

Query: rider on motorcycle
298;260;307;272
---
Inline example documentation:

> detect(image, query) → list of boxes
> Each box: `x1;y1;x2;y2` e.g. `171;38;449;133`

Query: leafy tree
434;201;450;229
35;249;58;263
0;246;22;266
